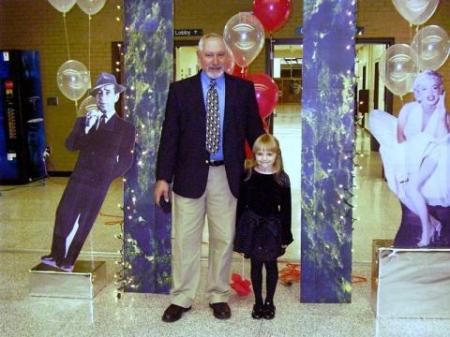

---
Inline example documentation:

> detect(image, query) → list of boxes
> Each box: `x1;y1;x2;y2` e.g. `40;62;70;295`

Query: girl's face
255;149;276;172
416;77;442;108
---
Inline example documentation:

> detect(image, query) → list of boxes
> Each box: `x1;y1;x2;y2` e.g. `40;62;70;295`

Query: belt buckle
209;160;223;166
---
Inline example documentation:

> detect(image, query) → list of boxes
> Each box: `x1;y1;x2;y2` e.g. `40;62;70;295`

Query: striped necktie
205;79;220;153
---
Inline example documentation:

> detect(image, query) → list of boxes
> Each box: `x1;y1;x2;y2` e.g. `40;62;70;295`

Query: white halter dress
369;103;450;207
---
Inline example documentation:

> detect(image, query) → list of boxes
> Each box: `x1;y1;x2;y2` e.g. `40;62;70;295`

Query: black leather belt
207;160;224;166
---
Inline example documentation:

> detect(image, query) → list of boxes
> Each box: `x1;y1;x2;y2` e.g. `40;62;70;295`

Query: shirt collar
200;71;225;90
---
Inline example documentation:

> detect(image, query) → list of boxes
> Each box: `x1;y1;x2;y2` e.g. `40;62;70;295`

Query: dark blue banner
123;0;173;293
301;0;355;303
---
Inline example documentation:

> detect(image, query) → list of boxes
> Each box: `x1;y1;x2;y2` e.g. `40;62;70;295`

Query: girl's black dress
234;170;293;261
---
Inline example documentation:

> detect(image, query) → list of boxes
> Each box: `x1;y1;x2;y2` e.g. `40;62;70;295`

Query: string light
102;101;150;294
115;1;121;23
113;207;142;297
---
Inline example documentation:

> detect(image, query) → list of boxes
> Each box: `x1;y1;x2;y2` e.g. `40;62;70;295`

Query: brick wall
0;0;449;171
0;0;123;171
174;0;302;74
358;0;450;113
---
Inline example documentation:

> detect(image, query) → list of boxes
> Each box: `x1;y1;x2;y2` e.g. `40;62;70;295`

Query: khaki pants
171;166;237;307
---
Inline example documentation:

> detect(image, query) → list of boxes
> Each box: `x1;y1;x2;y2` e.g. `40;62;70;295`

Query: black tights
250;258;278;306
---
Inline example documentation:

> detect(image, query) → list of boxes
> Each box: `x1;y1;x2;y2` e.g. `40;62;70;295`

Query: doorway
266;39;303;259
174;41;199;81
266;37;396;262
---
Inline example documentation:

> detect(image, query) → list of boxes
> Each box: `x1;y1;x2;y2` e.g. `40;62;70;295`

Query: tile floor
1;105;449;336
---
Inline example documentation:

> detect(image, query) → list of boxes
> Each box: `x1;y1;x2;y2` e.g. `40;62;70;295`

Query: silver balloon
392;0;439;25
381;44;419;97
412;25;450;71
57;60;91;101
224;45;236;75
76;0;106;16
48;0;76;13
223;12;265;68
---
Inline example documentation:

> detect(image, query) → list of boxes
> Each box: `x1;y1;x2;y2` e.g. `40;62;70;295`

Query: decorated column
122;0;173;293
301;0;356;302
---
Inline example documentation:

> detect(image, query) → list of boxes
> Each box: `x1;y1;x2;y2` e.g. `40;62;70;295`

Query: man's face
197;37;227;79
95;84;119;114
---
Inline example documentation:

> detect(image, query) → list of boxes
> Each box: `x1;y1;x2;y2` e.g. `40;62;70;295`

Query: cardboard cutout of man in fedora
41;72;135;272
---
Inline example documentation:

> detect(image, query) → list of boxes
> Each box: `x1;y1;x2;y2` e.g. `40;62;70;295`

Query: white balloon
412;25;450;71
57;60;91;101
76;0;107;16
381;44;419;97
48;0;76;13
392;0;439;25
223;12;265;68
224;45;236;75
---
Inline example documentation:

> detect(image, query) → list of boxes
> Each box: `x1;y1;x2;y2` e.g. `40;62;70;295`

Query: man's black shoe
162;304;191;323
209;302;231;319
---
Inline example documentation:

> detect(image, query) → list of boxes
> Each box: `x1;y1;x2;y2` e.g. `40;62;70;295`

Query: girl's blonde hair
245;134;287;185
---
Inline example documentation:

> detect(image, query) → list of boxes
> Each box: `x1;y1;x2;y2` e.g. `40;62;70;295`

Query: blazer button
205;160;209;165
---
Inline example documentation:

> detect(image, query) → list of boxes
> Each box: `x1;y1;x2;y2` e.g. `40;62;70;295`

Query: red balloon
247;73;279;119
245;120;269;159
253;0;292;33
245;141;253;159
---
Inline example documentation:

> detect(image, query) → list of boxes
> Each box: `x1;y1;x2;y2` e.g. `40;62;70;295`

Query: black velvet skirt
234;209;283;261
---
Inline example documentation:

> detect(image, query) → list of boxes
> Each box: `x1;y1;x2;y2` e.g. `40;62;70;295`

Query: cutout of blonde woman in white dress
369;70;449;247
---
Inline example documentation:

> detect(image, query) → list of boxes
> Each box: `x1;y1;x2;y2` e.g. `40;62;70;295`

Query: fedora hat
90;72;126;96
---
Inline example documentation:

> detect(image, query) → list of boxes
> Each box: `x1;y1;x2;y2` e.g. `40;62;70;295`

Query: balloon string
63;13;71;60
400;95;404;105
269;33;274;77
74;99;78;113
408;23;414;42
88;15;92;76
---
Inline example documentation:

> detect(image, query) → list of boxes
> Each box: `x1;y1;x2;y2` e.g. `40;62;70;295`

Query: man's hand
154;180;170;206
85;109;100;133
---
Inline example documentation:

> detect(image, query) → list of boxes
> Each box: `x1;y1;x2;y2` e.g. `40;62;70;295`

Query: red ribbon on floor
230;273;252;296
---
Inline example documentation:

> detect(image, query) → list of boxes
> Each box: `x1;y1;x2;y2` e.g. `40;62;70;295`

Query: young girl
234;134;293;319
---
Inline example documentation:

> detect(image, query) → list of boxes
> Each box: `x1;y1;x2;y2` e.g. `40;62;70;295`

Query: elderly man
154;33;264;322
41;72;135;272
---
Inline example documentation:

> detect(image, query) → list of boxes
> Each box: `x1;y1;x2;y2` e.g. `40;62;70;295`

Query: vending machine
0;50;46;184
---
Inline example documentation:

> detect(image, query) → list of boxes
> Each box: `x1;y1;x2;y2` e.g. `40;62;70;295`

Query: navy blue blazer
66;114;135;188
156;72;264;199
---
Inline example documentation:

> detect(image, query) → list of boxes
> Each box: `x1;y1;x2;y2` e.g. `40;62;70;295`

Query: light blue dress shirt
200;71;225;161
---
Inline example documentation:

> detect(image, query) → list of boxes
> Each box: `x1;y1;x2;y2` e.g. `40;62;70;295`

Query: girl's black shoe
251;304;264;319
263;302;276;319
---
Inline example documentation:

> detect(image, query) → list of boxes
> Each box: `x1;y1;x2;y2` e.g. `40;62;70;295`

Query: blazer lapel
224;74;237;136
189;72;206;118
